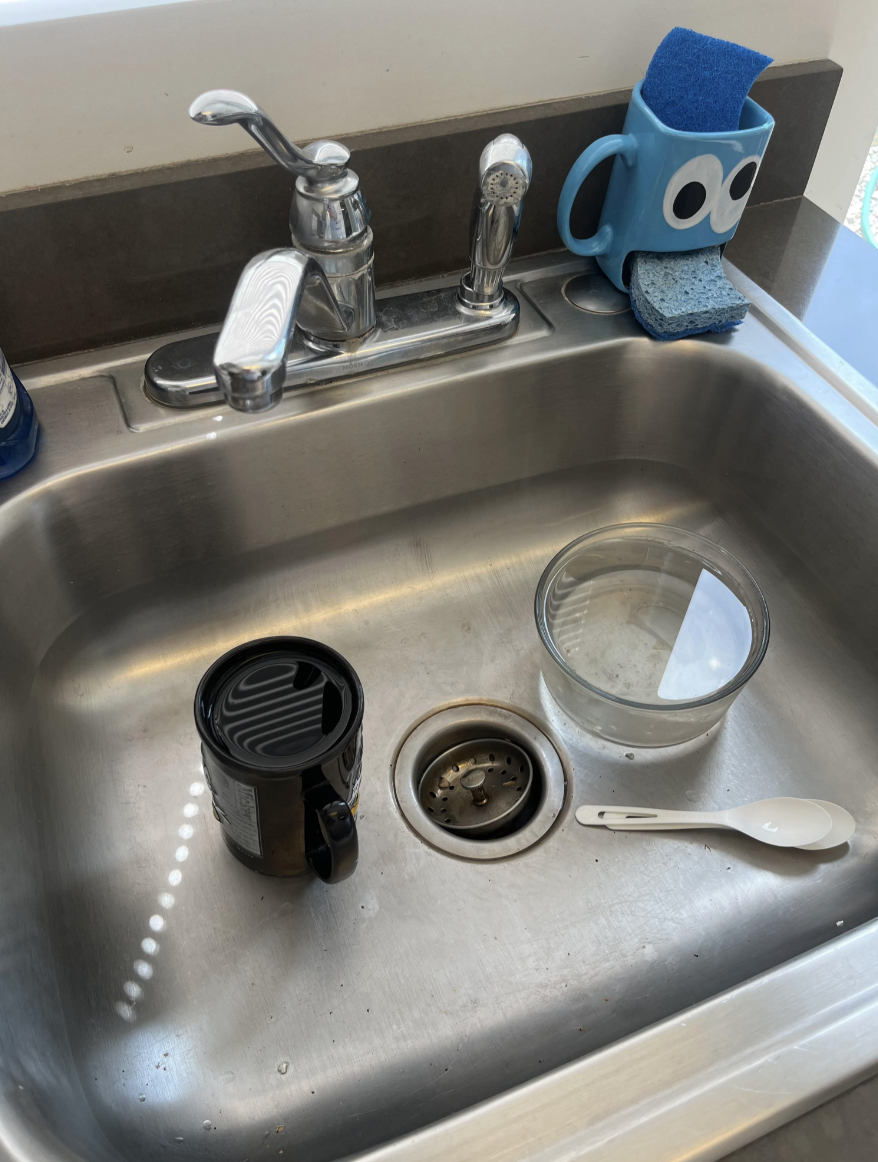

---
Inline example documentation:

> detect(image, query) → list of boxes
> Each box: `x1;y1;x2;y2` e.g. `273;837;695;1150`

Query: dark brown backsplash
0;59;841;364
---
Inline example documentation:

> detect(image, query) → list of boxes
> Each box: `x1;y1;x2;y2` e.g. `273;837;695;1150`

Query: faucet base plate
145;286;521;409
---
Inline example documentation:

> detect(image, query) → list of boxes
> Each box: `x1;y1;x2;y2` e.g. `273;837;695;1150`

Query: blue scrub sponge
629;248;749;340
642;27;773;133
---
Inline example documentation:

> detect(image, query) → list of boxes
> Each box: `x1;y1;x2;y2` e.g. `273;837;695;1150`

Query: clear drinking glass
535;524;770;747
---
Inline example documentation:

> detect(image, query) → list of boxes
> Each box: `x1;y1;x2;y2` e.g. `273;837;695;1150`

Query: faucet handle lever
189;90;349;183
213;249;352;413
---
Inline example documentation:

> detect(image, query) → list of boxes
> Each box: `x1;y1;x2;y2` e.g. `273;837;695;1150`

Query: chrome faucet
190;91;375;345
145;93;532;411
189;90;373;411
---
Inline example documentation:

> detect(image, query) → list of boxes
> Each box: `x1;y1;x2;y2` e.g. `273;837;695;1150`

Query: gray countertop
727;196;878;388
721;194;878;1161
725;1073;878;1161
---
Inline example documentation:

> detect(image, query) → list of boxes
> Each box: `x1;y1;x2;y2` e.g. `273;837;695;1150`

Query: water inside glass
551;565;753;704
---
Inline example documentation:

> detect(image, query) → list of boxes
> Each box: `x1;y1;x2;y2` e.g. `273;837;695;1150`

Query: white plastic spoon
574;797;833;848
578;798;854;850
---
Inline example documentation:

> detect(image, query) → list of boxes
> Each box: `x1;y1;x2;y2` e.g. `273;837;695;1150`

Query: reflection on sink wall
3;259;878;1162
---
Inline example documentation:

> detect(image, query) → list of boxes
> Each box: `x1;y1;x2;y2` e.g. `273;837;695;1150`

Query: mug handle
306;800;359;883
557;134;638;256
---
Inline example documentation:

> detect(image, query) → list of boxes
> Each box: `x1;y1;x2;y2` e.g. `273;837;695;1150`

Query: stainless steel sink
4;254;878;1162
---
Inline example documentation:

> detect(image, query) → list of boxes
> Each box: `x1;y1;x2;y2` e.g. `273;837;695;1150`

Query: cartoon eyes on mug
711;156;761;232
662;154;761;233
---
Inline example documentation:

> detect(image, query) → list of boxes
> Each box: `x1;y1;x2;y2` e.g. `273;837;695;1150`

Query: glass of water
535;524;770;747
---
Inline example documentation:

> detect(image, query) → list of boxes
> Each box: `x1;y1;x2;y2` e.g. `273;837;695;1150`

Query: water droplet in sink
220;1071;235;1084
174;1137;184;1143
138;1093;146;1102
202;1120;212;1131
277;1061;289;1075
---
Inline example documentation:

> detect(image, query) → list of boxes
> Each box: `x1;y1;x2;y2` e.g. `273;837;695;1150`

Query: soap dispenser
0;347;38;480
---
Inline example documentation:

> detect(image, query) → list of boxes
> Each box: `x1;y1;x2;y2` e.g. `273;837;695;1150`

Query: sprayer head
479;134;533;203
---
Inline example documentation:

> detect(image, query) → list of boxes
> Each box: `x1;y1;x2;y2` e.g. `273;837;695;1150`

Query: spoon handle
575;805;722;828
604;820;728;831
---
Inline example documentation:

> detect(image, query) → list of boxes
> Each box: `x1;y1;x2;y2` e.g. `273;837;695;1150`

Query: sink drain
393;704;566;859
419;738;534;836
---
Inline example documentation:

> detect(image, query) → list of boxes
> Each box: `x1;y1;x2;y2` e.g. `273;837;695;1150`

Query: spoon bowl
799;799;856;850
725;797;833;847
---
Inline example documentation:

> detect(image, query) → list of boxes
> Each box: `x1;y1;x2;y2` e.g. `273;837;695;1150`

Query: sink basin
3;255;878;1162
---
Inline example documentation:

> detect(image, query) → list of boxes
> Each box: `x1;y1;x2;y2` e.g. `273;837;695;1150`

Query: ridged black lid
210;649;352;769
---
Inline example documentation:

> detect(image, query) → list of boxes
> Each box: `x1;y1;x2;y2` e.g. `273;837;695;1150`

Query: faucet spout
213;249;352;412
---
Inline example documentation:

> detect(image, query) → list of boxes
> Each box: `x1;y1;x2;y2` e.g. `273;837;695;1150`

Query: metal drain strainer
394;704;566;859
418;738;533;836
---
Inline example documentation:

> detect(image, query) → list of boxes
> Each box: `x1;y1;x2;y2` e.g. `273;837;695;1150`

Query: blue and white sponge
629;247;749;341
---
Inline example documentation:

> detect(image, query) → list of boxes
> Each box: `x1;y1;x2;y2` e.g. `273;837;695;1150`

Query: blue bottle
0;347;38;480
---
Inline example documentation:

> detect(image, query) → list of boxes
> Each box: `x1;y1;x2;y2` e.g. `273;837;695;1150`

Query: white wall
803;0;878;221
0;0;875;220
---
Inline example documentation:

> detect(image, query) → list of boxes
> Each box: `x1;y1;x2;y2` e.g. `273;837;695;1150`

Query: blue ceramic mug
557;81;774;291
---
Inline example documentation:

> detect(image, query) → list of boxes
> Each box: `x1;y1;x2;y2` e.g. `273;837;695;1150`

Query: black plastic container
195;637;363;881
